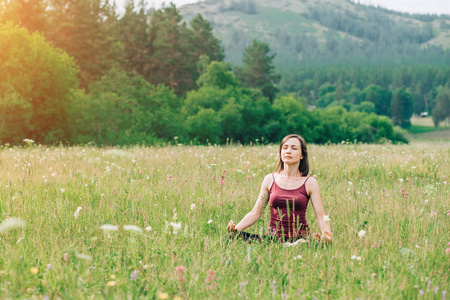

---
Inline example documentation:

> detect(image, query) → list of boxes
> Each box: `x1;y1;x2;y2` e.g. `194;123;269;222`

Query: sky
115;0;450;15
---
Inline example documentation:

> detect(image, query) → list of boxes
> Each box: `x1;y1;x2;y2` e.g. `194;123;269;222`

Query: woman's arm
227;174;272;232
307;177;332;242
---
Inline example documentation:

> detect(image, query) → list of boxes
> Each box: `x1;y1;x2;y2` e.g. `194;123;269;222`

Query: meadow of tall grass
0;142;448;299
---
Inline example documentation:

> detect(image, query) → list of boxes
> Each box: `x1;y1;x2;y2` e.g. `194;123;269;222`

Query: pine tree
236;39;280;101
118;0;152;77
390;88;413;128
189;14;224;62
147;4;196;94
46;0;123;87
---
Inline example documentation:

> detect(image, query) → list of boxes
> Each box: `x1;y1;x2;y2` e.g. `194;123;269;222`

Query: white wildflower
123;225;143;233
75;253;92;260
293;255;302;260
145;226;152;231
0;217;26;233
324;215;331;222
169;222;181;234
190;203;196;210
207;219;213;224
60;188;65;193
23;139;34;145
358;230;366;238
99;224;119;231
351;255;362;261
74;207;82;218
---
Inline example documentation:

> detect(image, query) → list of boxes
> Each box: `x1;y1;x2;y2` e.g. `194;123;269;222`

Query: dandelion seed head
169;222;181;234
0;217;26;233
100;224;118;231
75;253;92;260
123;225;143;233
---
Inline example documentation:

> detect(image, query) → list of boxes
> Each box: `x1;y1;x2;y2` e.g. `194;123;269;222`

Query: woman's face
280;138;303;165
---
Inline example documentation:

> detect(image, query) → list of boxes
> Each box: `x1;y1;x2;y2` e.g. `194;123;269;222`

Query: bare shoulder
306;176;320;193
261;173;274;190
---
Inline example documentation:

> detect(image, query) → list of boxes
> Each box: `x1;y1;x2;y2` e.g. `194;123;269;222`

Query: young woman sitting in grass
227;134;332;244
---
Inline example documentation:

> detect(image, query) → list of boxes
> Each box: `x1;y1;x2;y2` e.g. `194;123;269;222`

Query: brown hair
275;134;309;176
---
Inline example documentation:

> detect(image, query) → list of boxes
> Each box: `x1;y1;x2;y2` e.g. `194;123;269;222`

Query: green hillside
180;0;450;66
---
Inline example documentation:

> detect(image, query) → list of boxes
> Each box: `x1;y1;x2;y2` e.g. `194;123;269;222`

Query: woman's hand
313;231;332;244
227;220;238;233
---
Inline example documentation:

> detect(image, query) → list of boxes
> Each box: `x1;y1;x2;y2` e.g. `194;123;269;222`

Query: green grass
0;143;449;299
409;116;450;141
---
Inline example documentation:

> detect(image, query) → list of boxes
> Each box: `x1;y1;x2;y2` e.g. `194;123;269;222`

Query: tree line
1;1;444;146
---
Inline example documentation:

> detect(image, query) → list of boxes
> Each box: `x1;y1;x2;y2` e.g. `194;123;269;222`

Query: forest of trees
0;0;448;146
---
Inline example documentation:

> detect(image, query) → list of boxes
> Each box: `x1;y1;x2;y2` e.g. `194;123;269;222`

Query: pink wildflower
176;266;185;272
205;269;216;283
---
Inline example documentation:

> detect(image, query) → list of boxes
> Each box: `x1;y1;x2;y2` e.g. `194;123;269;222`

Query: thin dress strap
304;176;310;184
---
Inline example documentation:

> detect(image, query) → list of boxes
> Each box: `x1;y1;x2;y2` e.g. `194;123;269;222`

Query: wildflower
0;217;26;233
176;266;185;272
190;203;196;210
99;224;119;231
419;290;424;296
23;139;34;145
46;264;52;271
61;188;65;193
30;267;39;274
351;255;362;261
74;207;82;218
271;280;277;294
75;253;92;260
123;225;143;233
348;181;353;185
169;222;181;234
218;201;223;206
293;255;302;260
205;269;216;283
324;215;331;222
145;226;152;231
446;248;450;254
107;281;116;286
130;270;139;281
157;292;169;299
358;230;366;238
247;176;251;180
63;253;69;261
207;219;213;224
